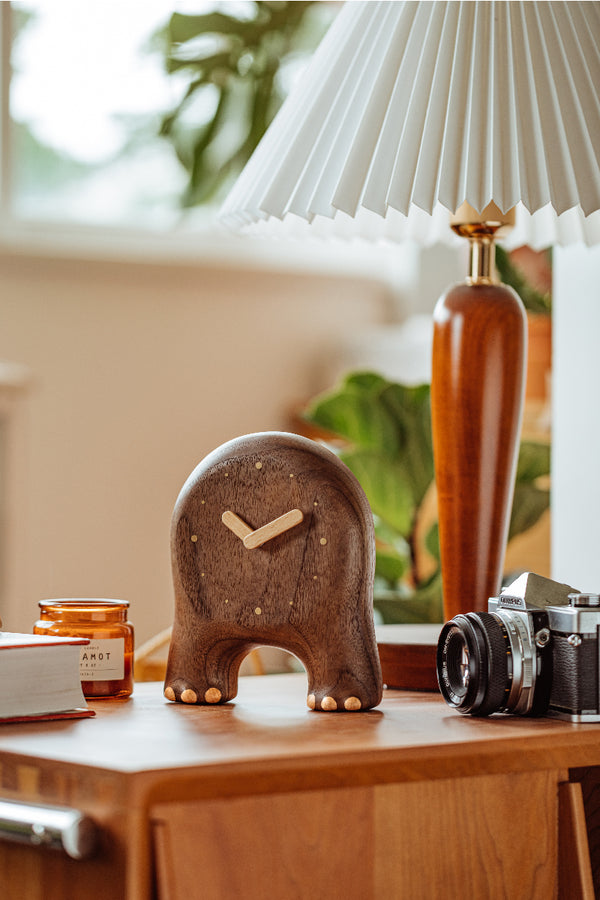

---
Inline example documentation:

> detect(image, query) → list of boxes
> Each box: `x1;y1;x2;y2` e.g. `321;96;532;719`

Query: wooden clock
164;432;383;711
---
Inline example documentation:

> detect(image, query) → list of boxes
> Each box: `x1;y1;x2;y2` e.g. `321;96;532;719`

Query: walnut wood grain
377;623;441;691
571;766;600;896
3;679;600;780
558;782;595;899
153;770;558;900
376;771;558;899
165;433;382;711
153;788;374;899
431;281;527;618
1;680;600;899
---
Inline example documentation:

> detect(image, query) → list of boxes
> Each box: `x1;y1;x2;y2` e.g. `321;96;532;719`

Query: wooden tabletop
0;675;599;785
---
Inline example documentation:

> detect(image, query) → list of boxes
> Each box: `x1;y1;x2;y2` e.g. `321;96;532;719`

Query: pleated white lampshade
220;0;600;249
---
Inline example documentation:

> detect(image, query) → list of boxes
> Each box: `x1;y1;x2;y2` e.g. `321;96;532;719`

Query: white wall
552;244;600;591
0;249;392;642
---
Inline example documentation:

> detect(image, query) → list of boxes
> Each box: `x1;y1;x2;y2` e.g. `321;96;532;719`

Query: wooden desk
0;675;598;899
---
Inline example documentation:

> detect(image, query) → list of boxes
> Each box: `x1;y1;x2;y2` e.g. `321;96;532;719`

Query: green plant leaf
516;440;550;482
374;572;443;624
188;86;229;174
159;2;325;205
305;386;399;453
379;382;433;507
507;440;550;540
373;517;410;558
424;522;440;563
412;572;444;621
303;373;433;473
344;371;389;392
340;449;414;536
168;12;251;45
496;246;552;315
165;51;233;76
247;68;278;149
509;484;550;541
304;373;435;519
375;547;408;586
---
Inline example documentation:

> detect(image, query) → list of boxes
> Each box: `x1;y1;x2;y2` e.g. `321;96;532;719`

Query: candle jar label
80;639;125;681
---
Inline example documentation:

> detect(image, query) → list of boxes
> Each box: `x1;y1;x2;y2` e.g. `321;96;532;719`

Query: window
7;1;194;229
0;1;419;286
3;1;335;234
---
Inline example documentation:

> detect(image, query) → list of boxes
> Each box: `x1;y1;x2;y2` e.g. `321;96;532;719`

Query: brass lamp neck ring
450;201;516;286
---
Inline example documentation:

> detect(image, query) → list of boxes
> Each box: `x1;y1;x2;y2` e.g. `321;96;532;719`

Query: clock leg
304;652;383;713
163;628;248;705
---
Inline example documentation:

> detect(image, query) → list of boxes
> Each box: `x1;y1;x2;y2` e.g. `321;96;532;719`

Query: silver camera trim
546;708;600;724
494;611;537;715
547;604;600;634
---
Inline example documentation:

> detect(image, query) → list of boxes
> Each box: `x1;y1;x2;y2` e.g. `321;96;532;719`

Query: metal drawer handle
0;799;98;859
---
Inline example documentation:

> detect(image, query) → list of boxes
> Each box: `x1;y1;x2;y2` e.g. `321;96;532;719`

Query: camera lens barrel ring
494;611;537;714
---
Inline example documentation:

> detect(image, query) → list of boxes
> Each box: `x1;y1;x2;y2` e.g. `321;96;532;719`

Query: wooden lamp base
377;206;527;693
432;204;527;621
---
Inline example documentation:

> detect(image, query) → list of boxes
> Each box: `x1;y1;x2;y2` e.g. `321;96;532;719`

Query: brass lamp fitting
451;202;516;285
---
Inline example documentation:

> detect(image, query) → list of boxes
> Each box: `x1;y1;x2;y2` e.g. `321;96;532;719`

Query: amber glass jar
34;600;134;698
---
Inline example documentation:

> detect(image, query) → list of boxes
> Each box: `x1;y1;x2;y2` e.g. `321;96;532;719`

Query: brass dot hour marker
289;473;294;478
314;501;318;506
201;572;205;578
225;599;229;604
224;473;229;477
255;462;262;469
320;537;327;546
313;575;318;580
255;607;262;615
289;600;294;605
191;535;198;542
201;500;205;505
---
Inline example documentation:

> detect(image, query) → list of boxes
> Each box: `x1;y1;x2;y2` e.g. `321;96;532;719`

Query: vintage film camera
436;572;600;722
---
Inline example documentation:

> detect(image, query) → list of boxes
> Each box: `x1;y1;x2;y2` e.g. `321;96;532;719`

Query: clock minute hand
243;509;304;550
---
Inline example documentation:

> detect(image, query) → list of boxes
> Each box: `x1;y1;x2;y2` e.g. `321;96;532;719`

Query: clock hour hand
243;509;304;550
221;511;254;541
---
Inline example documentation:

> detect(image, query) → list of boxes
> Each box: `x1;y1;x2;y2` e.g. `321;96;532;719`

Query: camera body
436;572;600;722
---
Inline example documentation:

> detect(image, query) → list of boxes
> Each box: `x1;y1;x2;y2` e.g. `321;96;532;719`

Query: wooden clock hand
221;511;253;541
243;509;304;550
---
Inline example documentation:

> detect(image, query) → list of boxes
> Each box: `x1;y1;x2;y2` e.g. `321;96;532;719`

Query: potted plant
303;371;550;624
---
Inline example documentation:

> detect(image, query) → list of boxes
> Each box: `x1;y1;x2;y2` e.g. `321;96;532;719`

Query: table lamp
221;0;600;625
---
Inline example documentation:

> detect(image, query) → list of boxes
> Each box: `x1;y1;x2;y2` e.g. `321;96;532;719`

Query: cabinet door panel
152;770;562;900
375;771;558;899
152;787;374;900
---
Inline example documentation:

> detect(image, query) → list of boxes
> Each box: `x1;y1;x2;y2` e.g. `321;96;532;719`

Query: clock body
165;431;382;711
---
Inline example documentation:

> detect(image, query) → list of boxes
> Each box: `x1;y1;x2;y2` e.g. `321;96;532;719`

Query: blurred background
0;2;580;647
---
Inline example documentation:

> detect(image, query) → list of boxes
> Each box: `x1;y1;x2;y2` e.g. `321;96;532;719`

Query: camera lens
436;613;511;715
437;608;552;716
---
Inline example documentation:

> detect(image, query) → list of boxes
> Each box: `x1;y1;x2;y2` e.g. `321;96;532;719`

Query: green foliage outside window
159;1;328;207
